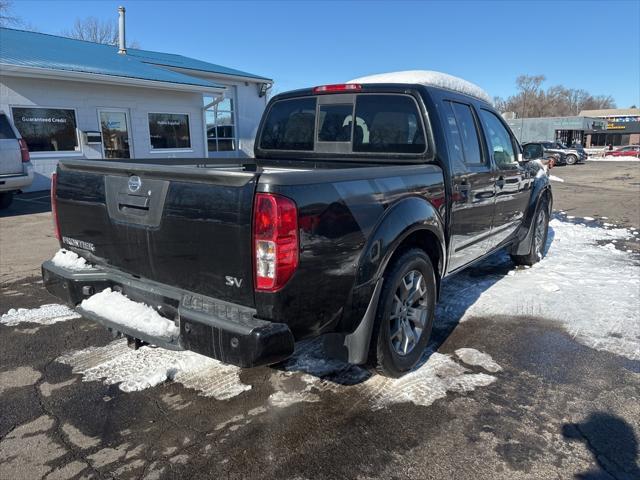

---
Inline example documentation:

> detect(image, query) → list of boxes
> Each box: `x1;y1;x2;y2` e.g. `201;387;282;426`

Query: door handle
496;176;506;189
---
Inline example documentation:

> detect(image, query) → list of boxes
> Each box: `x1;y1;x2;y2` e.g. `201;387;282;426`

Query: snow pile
282;340;499;410
455;348;503;372
592;156;639;162
51;249;93;270
1;304;80;326
57;340;251;399
348;70;492;104
269;389;320;408
365;353;497;410
439;217;640;360
80;288;179;339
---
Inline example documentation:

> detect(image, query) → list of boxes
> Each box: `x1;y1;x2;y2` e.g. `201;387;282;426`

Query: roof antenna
118;6;126;54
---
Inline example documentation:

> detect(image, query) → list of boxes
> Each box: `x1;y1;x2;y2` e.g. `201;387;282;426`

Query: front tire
566;154;577;165
370;248;436;378
511;201;549;266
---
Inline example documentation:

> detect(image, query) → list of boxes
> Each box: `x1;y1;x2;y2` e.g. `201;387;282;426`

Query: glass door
99;109;131;159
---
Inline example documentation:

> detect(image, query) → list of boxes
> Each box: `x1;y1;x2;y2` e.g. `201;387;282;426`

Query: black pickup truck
42;75;552;377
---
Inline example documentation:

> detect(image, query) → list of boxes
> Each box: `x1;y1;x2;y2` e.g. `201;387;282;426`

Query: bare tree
61;17;118;44
61;16;139;48
495;74;616;118
0;0;19;26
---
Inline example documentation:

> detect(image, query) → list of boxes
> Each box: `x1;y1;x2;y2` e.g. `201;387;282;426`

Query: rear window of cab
259;94;428;155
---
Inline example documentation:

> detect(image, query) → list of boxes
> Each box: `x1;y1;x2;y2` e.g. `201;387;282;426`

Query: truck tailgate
55;160;258;307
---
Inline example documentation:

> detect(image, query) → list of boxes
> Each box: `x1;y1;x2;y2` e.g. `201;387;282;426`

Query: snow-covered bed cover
348;70;492;103
80;288;179;339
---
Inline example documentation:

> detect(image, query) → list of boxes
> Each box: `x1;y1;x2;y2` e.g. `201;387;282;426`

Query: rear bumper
0;163;34;192
41;261;295;368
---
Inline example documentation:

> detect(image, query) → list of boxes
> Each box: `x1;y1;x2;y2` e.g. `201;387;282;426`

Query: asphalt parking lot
1;161;639;480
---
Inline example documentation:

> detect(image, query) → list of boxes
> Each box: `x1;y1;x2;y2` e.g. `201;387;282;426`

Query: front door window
99;110;131;159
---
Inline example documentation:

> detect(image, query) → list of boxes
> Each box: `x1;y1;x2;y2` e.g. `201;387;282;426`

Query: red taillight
253;193;298;292
18;138;30;162
312;83;362;94
51;173;61;243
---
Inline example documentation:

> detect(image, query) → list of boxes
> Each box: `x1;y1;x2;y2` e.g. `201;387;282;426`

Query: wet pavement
1;162;639;479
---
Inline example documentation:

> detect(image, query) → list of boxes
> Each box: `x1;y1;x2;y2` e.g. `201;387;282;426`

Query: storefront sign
148;113;191;149
11;107;79;152
20;115;69;124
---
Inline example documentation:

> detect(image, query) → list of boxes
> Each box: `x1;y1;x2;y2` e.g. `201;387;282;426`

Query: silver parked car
548;141;586;164
0;111;33;209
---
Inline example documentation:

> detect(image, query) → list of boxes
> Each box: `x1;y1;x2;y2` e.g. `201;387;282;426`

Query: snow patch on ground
281;340;499;410
365;353;497;410
439;218;640;360
269;389;320;408
57;340;251;400
591;156;639;162
51;249;93;270
455;348;503;373
1;304;80;326
549;175;564;183
348;70;492;103
80;288;179;339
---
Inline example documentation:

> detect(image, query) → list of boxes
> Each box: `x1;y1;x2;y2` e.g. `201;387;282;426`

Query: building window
148;113;191;150
204;95;236;152
11;107;79;153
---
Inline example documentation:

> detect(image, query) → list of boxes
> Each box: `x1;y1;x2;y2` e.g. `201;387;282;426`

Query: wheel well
387;229;442;293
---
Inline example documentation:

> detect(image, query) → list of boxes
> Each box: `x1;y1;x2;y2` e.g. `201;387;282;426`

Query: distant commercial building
0;16;272;191
578;108;640;147
506;116;606;146
506;108;640;148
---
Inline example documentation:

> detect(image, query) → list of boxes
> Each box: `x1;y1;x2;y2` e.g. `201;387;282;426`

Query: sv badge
225;276;243;288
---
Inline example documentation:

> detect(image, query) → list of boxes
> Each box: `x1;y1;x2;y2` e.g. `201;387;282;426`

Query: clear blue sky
10;0;640;107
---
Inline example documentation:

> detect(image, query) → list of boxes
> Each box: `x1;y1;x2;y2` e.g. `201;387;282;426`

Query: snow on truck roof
347;70;492;104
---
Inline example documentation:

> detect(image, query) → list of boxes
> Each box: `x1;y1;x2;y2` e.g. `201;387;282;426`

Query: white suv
0;111;33;209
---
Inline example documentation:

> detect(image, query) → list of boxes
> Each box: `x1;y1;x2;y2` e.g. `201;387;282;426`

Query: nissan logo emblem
128;175;142;193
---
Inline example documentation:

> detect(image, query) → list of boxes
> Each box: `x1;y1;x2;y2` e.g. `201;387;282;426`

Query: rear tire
566;154;577;165
0;192;14;210
511;201;549;266
370;248;436;378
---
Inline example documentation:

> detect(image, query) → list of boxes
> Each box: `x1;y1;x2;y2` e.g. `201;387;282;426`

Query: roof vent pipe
118;6;126;54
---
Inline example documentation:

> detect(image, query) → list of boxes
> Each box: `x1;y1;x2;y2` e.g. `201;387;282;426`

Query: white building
0;22;272;191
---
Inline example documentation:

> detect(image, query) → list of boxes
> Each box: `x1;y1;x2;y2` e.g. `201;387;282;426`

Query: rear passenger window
443;101;484;169
260;98;317;151
479;110;517;168
318;104;353;142
0;114;16;139
353;95;425;154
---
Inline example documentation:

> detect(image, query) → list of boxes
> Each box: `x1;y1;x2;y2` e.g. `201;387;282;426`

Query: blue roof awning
0;28;268;90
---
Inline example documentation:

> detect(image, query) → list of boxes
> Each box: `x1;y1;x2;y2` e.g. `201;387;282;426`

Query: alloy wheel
534;208;547;259
389;270;429;356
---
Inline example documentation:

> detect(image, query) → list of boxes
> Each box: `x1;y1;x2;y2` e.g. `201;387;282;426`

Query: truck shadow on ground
0;192;51;217
562;412;640;479
283;223;559;385
428;224;556;355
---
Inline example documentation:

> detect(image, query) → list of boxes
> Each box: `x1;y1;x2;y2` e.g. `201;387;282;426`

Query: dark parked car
42;73;552;377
